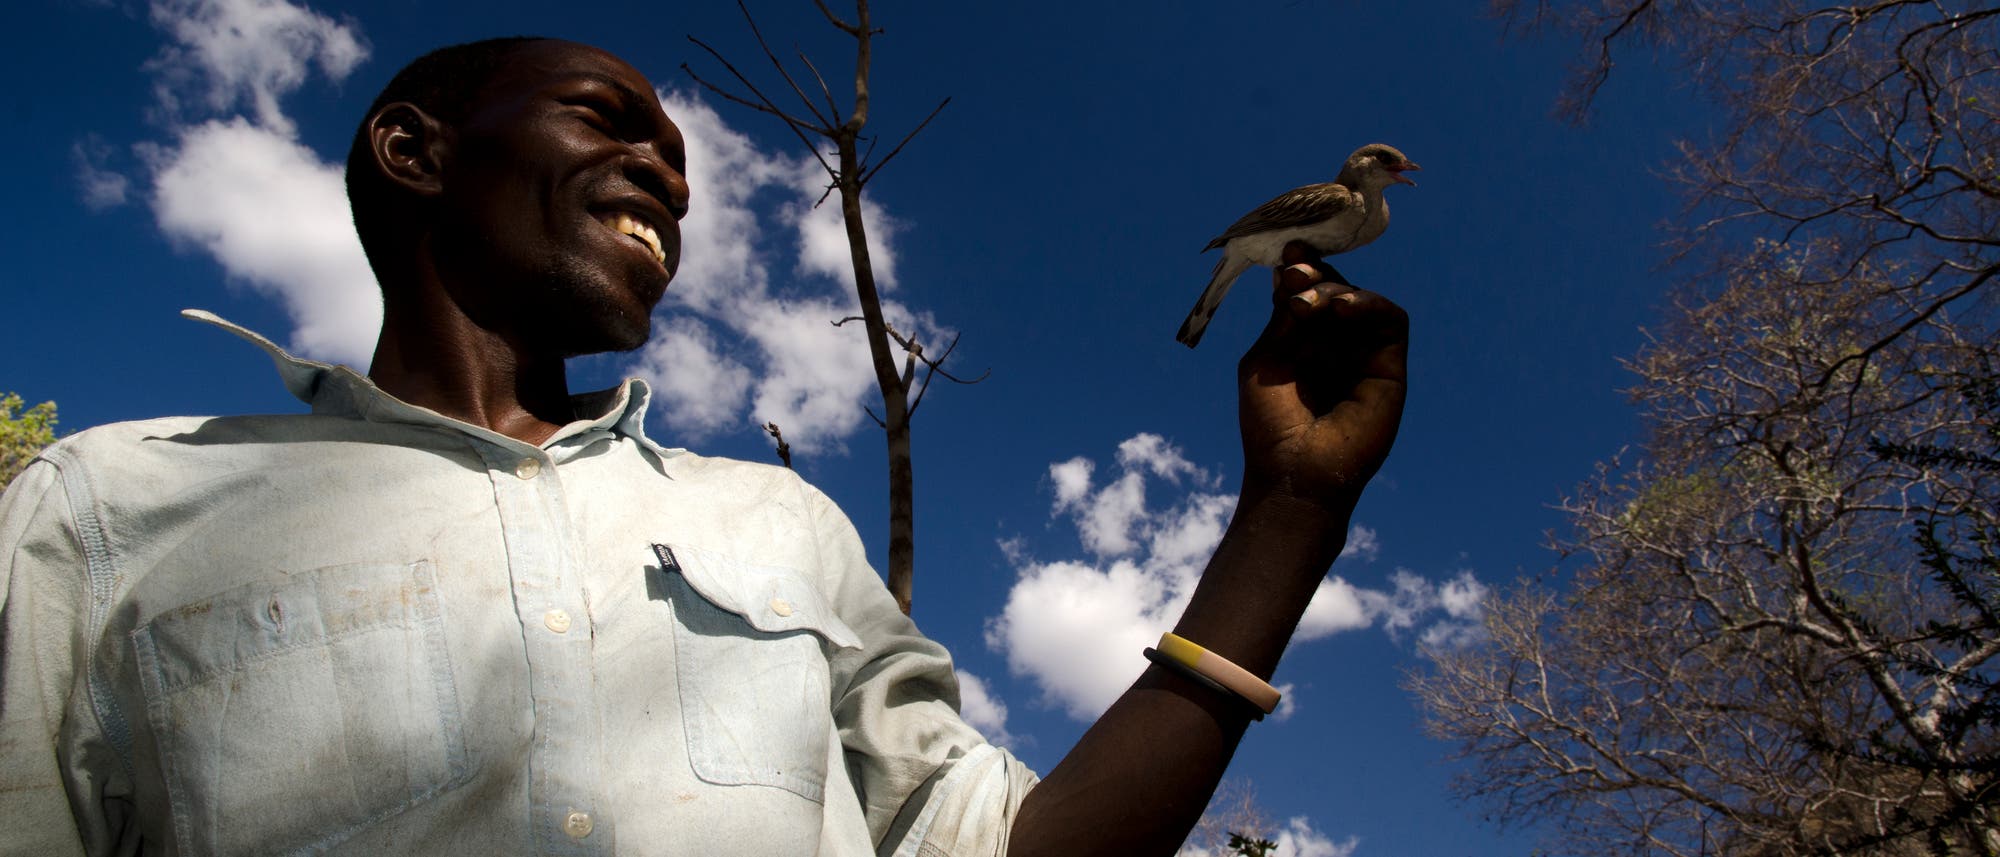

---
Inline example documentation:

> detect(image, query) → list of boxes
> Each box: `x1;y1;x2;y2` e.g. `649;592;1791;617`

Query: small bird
1176;143;1420;347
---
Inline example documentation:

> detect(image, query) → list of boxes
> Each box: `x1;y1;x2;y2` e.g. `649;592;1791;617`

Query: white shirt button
768;598;794;617
563;810;593;839
514;458;541;480
544;609;572;634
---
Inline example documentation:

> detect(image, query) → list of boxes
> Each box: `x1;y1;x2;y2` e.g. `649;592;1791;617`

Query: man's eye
564;99;623;134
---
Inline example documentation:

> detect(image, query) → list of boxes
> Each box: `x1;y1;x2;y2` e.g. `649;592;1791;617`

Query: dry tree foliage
1414;3;2000;855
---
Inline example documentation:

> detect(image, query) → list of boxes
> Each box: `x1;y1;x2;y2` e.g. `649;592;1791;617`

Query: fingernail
1290;291;1320;311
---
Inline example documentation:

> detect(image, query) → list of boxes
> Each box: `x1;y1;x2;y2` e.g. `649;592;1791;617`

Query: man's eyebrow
561;72;658;110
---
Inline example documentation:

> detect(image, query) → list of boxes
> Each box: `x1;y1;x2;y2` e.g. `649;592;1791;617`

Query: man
0;38;1408;856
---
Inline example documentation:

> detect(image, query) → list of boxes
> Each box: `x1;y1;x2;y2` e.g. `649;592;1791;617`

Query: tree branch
731;0;832;128
859;97;952;187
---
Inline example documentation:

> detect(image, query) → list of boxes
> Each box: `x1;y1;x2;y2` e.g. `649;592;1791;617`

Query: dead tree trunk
687;0;981;615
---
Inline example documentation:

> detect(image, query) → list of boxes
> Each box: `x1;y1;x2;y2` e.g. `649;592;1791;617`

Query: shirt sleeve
805;484;1039;857
0;460;93;856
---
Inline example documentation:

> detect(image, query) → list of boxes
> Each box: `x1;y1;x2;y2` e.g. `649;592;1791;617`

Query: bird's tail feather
1176;253;1253;348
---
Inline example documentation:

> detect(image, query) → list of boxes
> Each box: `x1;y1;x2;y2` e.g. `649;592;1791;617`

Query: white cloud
792;181;898;290
1117;432;1208;485
1049;457;1094;510
1296;577;1373;640
1044;436;1216;560
986;557;1182;719
1178;815;1358;857
1076;470;1149;557
73;137;130;210
1438;572;1487;618
1269;683;1298;722
654;90;793;318
645;89;929;452
147;118;379;367
630;317;754;439
146;0;367;135
1337;524;1380;563
1273;816;1360;857
990;433;1492;720
741;297;880;448
987;435;1225;719
953;670;1014;748
130;0;377;367
1420;571;1489;650
1359;569;1489;652
1145;492;1235;572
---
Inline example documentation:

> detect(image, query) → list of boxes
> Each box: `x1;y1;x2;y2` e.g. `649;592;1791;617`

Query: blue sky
4;1;1716;853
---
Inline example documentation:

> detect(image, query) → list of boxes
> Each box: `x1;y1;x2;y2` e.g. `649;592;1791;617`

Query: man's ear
367;102;450;196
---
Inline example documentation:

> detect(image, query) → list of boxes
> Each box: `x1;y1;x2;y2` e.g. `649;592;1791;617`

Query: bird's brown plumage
1176;143;1418;348
1203;183;1361;253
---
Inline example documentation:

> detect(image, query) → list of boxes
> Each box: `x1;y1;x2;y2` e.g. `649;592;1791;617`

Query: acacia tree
1180;778;1275;857
685;0;978;614
1413;249;1998;854
1498;0;1999;343
1412;2;2000;854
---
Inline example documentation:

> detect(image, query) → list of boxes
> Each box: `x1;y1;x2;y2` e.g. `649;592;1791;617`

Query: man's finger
1251;275;1407;361
1276;243;1334;288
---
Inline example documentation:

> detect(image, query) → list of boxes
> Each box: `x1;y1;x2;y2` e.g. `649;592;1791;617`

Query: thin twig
796;49;843;126
763;422;793;468
680;38;827;135
859;97;952;187
811;0;861;35
681;38;838;180
732;0;831;128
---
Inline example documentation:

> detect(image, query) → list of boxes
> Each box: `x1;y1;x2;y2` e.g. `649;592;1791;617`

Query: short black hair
344;37;550;277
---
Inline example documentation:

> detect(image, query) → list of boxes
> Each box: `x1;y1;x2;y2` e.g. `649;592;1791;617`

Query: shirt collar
184;309;682;462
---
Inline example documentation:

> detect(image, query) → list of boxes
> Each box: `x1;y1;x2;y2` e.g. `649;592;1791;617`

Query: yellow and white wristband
1145;632;1282;718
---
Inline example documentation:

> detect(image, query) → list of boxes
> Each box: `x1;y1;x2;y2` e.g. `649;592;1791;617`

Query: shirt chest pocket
131;560;468;857
657;543;861;804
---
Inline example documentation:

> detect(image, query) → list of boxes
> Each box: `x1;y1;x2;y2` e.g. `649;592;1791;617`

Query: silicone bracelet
1142;648;1265;721
1156;632;1282;714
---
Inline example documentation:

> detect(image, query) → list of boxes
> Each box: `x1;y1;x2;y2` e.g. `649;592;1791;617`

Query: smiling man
0;38;1409;856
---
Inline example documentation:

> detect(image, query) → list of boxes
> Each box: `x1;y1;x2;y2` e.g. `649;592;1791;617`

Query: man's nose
626;147;690;221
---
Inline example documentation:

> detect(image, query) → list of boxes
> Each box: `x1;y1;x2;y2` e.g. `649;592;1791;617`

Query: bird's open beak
1391;162;1421;186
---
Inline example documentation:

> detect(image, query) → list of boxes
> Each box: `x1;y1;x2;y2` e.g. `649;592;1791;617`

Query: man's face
431;40;691;357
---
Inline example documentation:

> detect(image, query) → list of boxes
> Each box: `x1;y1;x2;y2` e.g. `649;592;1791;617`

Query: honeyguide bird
1177;143;1419;347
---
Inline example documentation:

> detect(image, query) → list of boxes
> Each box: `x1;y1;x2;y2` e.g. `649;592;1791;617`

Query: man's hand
1237;240;1409;514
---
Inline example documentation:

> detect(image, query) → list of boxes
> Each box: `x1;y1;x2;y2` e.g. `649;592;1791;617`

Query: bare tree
684;1;984;614
1411;4;2000;853
1495;0;1999;358
1412;246;1999;855
1180;778;1276;856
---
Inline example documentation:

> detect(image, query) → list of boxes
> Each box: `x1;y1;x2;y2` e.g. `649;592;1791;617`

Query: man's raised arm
1008;241;1410;856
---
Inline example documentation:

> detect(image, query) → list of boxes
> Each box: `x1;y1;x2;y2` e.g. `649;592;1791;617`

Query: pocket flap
653;542;861;650
137;560;441;693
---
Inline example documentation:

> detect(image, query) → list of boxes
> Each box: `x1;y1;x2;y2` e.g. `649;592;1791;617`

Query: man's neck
368;303;574;447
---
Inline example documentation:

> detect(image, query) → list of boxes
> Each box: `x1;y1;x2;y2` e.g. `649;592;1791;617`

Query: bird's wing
1203;182;1359;251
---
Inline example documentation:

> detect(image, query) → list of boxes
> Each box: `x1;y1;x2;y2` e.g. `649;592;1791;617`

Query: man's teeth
602;212;665;265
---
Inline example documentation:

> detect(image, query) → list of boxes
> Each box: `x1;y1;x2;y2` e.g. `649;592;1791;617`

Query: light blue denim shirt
0;312;1036;856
